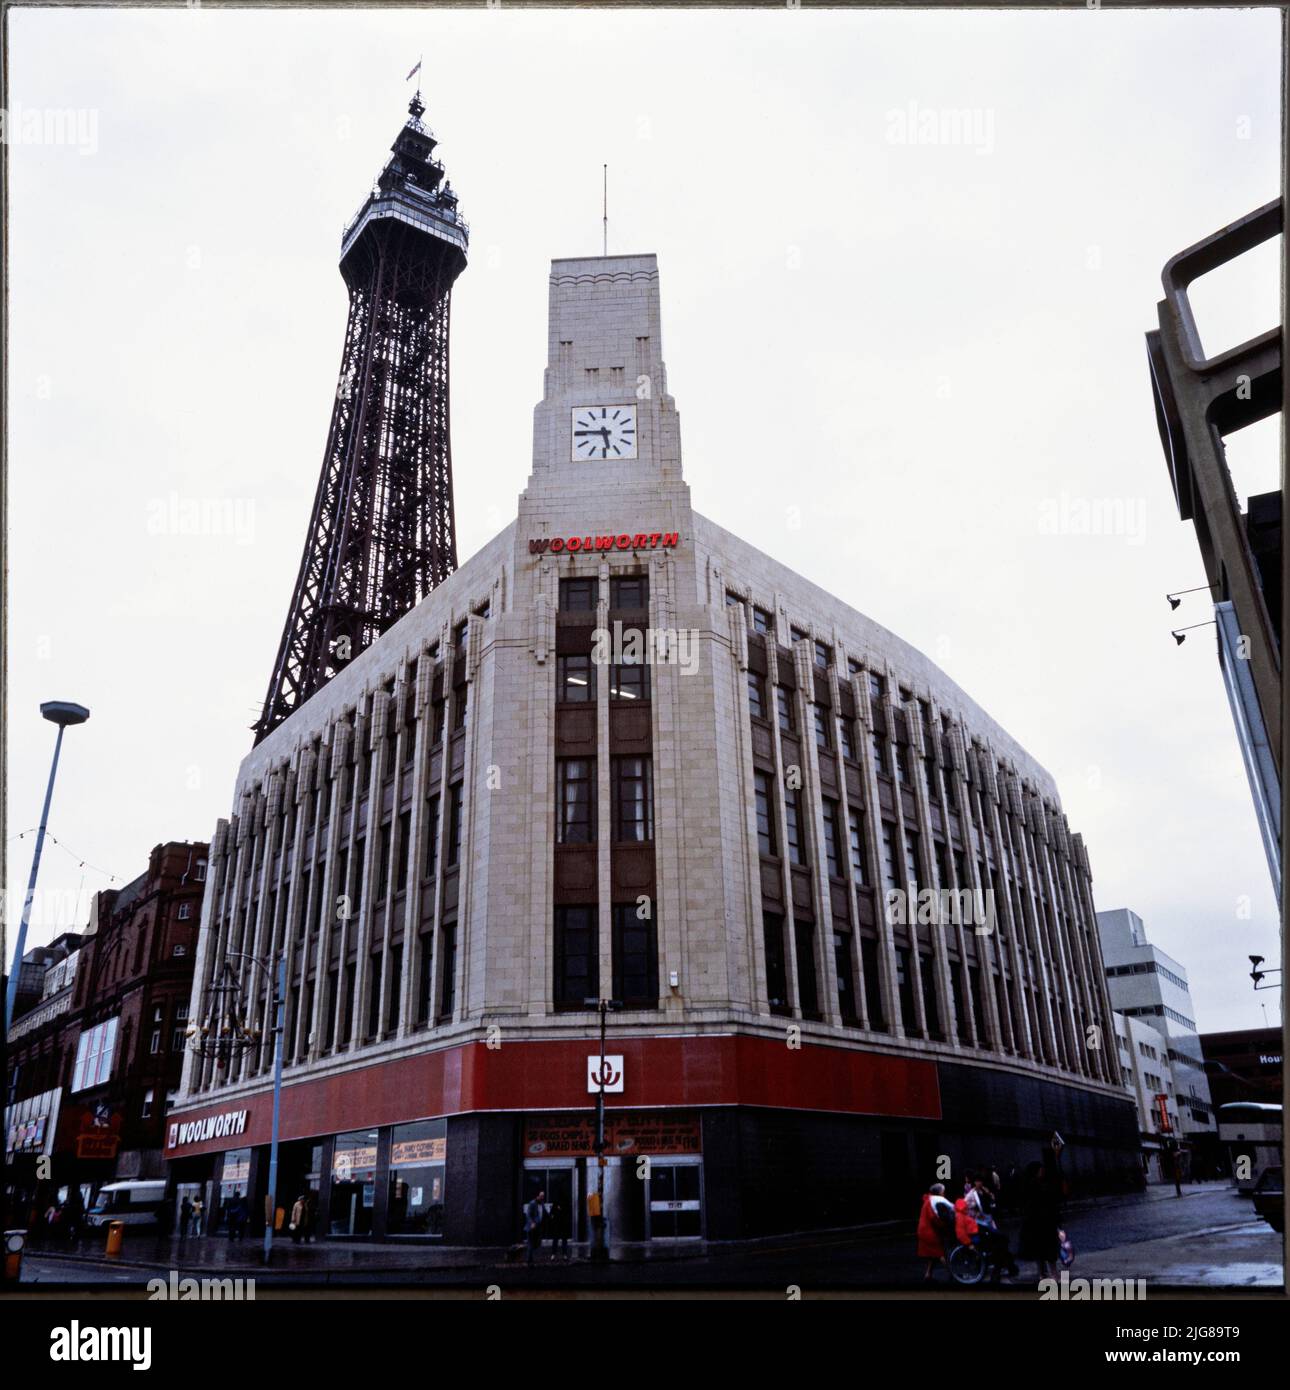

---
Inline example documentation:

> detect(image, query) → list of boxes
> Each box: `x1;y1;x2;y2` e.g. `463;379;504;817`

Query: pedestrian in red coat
953;1195;980;1247
916;1183;955;1281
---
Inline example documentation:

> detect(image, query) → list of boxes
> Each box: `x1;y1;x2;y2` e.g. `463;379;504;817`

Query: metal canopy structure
255;93;468;744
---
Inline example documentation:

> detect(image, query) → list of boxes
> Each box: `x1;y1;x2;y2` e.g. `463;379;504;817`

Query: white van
85;1180;169;1228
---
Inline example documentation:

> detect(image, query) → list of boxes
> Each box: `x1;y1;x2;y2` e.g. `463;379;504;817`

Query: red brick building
8;842;210;1199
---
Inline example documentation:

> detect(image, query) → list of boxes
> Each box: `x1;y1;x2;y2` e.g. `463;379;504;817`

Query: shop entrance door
645;1158;703;1239
521;1163;579;1245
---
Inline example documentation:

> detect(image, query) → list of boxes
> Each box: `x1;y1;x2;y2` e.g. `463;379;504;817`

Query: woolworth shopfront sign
168;1109;249;1150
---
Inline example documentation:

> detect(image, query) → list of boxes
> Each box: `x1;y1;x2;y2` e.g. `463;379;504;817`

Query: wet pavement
15;1180;1283;1292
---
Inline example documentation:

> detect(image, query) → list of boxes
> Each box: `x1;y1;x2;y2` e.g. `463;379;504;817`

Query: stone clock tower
525;253;686;490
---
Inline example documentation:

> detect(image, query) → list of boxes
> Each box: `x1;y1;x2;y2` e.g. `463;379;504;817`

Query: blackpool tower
254;92;468;744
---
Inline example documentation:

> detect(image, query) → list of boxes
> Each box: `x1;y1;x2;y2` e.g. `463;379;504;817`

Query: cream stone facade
169;254;1140;1246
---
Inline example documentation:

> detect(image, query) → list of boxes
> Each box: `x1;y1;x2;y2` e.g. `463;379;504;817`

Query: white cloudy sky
5;6;1281;1033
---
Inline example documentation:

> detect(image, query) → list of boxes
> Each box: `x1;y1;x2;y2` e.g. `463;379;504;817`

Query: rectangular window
839;719;856;761
559;577;598;612
557;653;596;702
612;756;654;842
424;795;440;879
396;810;411;892
795;921;818;1016
440;926;457;1016
904;831;921;893
751;606;771;634
612;903;658;1007
861;936;886;1030
880;822;899;895
869;672;885;704
610;658;650;701
754;771;778;857
920;952;941;1038
194;860;207;882
813;704;832;751
149;1029;161;1055
848;809;867;884
556;758;597;844
834;932;857;1020
763;913;788;1011
747;671;768;720
554;905;598;1008
431;698;446;745
416;939;433;1025
367;957;382;1038
870;731;890;777
895;947;916;1032
170;1027;185;1052
377;822;392;902
341;964;355;1044
141;1088;154;1119
453;685;468;731
776;685;795;733
178;902;192;921
351;836;365;913
814;640;832;669
387;1118;448;1237
446;785;463;867
785;790;808;867
823;798;845;879
609;574;649;611
894;741;911;785
790;625;809;646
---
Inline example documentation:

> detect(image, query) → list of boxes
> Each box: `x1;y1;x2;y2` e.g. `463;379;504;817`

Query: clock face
571;405;637;461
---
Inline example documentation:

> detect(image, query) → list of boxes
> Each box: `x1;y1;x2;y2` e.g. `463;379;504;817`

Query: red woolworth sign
529;532;679;555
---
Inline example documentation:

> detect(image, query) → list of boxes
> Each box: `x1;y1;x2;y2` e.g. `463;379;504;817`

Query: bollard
3;1230;26;1282
104;1220;125;1257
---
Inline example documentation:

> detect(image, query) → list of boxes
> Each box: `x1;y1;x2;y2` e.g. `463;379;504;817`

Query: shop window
329;1131;379;1237
388;1119;447;1236
554;905;598;1008
612;903;657;1007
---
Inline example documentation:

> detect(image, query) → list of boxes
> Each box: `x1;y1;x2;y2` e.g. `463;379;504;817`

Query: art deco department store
168;255;1136;1246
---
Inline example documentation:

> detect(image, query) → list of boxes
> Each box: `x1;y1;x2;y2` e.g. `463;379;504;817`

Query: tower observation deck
254;92;468;744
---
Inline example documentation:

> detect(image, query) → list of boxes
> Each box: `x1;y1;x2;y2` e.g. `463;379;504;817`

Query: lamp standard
584;996;622;1263
4;702;90;1033
187;951;286;1266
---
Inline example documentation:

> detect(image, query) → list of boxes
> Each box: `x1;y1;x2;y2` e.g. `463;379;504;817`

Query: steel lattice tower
255;93;468;744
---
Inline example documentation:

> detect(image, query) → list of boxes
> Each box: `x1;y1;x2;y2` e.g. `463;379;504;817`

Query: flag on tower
406;59;421;82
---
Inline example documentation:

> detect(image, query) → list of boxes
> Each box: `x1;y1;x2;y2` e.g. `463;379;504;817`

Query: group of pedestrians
522;1188;573;1263
917;1154;1069;1285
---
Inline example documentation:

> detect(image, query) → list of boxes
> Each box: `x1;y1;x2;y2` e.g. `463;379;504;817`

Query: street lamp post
585;997;622;1263
187;950;286;1266
4;702;90;1034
